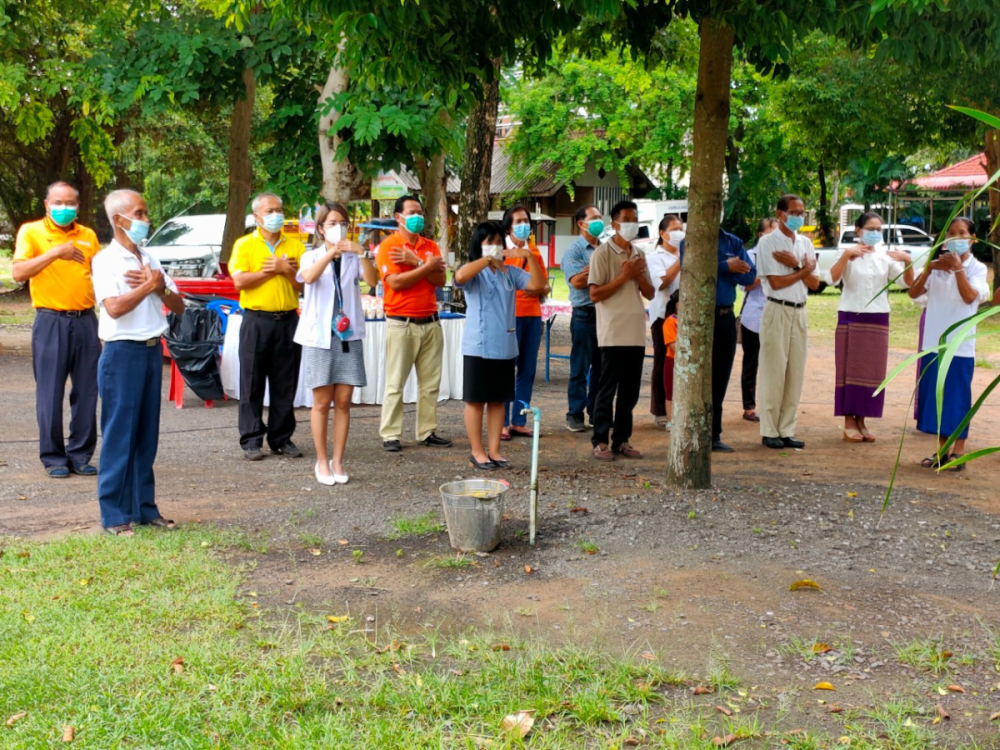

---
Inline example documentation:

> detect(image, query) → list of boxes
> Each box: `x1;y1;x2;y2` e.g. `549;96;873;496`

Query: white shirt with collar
920;253;990;359
645;244;680;322
757;229;817;305
293;248;367;349
92;239;178;342
836;243;908;314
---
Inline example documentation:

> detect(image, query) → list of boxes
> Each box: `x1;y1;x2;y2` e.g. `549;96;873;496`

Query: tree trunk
985;128;1000;293
75;150;97;230
438;166;450;255
666;16;735;490
221;66;255;267
318;58;363;204
816;162;835;247
416;152;445;241
455;61;501;268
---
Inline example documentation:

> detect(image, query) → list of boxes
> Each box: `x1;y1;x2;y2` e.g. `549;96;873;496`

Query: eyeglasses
324;221;350;229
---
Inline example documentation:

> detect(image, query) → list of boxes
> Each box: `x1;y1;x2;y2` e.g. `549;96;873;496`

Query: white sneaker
314;463;336;486
329;460;349;484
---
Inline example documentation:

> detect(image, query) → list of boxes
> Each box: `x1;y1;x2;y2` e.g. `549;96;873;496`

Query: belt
767;297;806;309
37;308;94;318
387;313;440;325
244;308;296;320
109;336;161;347
716;305;733;316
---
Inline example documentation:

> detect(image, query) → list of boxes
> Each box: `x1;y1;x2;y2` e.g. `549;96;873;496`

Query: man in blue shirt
679;227;755;452
561;204;604;432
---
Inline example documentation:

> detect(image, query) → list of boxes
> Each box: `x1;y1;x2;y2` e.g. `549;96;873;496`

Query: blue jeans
505;316;542;427
567;306;600;422
97;340;164;528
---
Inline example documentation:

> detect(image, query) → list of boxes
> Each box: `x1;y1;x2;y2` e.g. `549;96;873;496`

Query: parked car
812;224;933;292
145;214;258;278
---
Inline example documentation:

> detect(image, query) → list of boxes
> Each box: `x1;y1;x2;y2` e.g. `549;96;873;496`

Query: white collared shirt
92;240;178;342
294;248;366;349
645;245;680;322
836;243;908;314
920;254;990;358
757;230;817;304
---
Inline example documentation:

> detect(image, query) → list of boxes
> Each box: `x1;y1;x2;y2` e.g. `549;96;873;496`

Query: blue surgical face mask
783;215;805;233
261;213;285;233
512;223;531;242
947;238;970;255
861;229;882;246
122;217;150;244
587;219;605;238
403;214;425;234
50;205;77;227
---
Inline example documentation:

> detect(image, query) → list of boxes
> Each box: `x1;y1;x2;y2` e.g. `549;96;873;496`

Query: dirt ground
2;310;999;744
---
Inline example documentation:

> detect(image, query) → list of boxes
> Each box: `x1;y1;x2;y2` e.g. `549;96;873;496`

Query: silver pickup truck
813;224;933;292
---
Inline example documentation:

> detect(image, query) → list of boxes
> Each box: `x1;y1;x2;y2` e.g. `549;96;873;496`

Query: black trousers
740;324;760;411
32;309;101;469
650;317;667;417
712;310;738;442
591;346;645;449
238;312;301;450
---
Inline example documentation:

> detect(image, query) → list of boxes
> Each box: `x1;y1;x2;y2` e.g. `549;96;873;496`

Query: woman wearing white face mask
294;202;379;486
908;217;989;470
454;221;547;470
645;214;684;427
829;212;915;443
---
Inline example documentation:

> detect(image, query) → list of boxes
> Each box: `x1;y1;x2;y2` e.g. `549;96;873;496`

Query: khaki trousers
380;320;444;441
758;302;808;439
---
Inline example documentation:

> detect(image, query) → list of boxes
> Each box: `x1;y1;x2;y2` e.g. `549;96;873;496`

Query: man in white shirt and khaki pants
756;194;819;450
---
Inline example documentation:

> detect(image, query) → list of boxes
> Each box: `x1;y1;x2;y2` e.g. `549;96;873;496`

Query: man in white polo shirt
756;194;819;450
91;189;185;536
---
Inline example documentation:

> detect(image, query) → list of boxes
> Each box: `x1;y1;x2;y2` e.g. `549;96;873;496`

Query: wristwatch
162;286;172;298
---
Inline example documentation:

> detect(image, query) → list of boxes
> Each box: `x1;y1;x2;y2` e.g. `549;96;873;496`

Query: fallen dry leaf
524;565;533;575
989;710;1000;721
947;684;966;694
712;734;737;747
5;713;26;727
306;548;322;556
391;663;406;675
828;705;843;714
623;739;640;747
492;644;511;652
811;643;832;654
171;657;184;674
640;651;656;661
500;710;535;738
16;552;30;558
570;507;589;514
813;682;835;691
789;579;822;592
378;640;403;654
936;704;950;721
692;686;714;695
337;540;348;545
326;615;349;624
715;705;733;717
61;726;75;743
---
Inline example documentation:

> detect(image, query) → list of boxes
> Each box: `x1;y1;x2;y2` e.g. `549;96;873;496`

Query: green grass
385;512;445;540
576;539;599;555
423;553;472;569
0;530;992;749
892;637;959;674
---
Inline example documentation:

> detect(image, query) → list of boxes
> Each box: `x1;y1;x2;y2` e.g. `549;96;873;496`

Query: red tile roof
910;153;988;189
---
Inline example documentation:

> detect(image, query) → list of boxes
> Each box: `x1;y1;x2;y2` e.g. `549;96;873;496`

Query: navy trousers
504;315;542;427
97;340;164;528
32;309;101;470
567;307;601;422
238;312;301;451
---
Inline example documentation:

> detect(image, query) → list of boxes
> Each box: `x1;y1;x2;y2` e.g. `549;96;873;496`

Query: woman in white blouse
829;212;914;442
294;202;379;485
908;217;990;470
646;214;683;427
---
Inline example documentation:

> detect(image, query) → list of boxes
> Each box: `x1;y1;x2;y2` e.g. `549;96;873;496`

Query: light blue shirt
561;236;598;309
457;265;530;359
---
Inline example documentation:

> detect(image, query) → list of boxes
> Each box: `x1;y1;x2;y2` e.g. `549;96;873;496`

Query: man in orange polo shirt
376;195;452;452
13;181;102;478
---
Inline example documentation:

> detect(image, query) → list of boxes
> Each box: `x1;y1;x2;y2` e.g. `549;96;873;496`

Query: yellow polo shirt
13;217;100;310
230;229;305;312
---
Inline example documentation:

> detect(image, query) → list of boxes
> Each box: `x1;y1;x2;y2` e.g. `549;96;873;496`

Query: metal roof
393;166;462;195
489;143;564;197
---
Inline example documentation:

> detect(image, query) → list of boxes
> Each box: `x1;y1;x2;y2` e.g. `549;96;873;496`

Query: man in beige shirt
588;200;655;461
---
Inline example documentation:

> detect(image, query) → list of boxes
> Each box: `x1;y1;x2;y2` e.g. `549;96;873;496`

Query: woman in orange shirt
501;205;550;440
662;290;680;420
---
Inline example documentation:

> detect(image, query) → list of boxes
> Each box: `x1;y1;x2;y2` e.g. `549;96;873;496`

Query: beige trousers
758;302;808;439
380;320;444;441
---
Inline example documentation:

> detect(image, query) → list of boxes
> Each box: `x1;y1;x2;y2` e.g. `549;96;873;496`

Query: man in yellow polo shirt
13;181;102;479
230;191;305;461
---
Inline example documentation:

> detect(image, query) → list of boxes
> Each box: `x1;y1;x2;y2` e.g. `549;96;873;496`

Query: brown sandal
148;517;177;530
104;524;134;537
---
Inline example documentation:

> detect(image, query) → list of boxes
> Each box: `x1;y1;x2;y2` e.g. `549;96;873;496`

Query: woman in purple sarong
830;212;914;442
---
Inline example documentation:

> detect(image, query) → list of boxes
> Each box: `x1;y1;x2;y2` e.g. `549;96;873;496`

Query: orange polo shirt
376;232;441;318
505;245;545;318
662;314;679;357
13;217;100;310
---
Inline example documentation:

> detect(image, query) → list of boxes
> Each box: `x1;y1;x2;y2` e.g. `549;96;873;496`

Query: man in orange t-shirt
13;181;102;479
375;195;452;452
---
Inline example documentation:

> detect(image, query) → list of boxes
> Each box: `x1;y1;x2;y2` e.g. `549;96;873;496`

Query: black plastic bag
164;308;225;401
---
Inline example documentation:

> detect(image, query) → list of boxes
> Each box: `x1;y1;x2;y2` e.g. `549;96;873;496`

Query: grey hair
251;192;282;214
104;189;143;224
46;181;80;201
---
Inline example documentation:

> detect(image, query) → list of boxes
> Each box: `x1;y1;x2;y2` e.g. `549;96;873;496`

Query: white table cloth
221;315;465;407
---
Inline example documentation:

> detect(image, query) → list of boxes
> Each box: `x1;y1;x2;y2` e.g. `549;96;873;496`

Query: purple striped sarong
834;311;890;418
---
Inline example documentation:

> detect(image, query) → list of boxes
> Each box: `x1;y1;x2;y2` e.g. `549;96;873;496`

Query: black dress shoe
244;447;266;461
420;433;453;448
488;455;512;469
782;437;805;449
762;437;785;450
70;463;98;476
273;441;303;458
469;454;496;471
382;439;402;452
711;441;735;453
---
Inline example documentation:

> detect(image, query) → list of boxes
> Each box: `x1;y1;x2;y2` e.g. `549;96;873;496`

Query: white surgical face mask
327;224;346;244
482;244;503;258
668;230;685;247
618;222;639;242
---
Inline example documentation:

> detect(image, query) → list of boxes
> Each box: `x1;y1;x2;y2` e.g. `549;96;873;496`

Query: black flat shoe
782;437;805;449
69;463;98;476
382;440;402;452
488;455;512;469
762;437;784;450
469;454;496;471
711;441;735;453
421;433;453;448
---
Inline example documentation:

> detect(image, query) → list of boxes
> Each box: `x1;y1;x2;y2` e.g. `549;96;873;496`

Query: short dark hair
573;204;598;225
756;217;775;236
854;211;883;230
949;216;975;234
610;200;638;221
468;221;504;263
665;289;680;318
656;214;683;246
46;180;79;200
776;194;803;212
394;195;422;215
501;205;532;234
